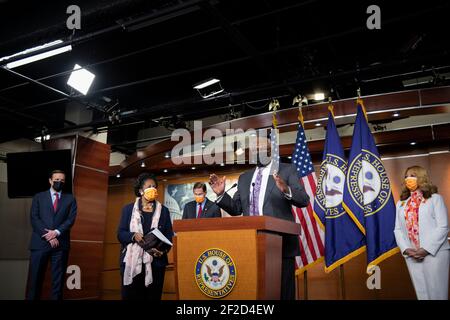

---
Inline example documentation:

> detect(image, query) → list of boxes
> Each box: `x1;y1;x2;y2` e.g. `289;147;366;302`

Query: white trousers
405;249;449;300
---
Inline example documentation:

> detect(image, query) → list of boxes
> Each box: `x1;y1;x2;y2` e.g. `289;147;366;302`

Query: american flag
291;122;325;272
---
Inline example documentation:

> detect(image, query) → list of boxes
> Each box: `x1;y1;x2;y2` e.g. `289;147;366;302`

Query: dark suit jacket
216;163;309;257
29;190;77;251
117;202;173;269
182;198;222;219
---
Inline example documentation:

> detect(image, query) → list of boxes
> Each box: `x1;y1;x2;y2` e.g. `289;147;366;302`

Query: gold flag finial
269;99;279;128
328;97;335;118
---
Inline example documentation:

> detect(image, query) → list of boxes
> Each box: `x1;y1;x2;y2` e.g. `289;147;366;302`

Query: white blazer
394;193;450;256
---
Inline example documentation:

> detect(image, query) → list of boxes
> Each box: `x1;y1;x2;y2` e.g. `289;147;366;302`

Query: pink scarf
405;190;423;249
123;198;162;287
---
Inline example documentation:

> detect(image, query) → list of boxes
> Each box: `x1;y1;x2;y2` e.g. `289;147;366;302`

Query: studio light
193;78;224;98
1;40;72;69
67;64;96;95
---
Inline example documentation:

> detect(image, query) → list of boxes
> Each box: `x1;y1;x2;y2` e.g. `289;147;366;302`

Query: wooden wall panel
71;166;109;241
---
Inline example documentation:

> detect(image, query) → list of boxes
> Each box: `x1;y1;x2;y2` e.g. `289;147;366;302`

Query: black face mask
52;181;64;192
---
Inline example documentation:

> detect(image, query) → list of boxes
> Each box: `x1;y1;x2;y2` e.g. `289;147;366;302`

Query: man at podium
209;134;310;300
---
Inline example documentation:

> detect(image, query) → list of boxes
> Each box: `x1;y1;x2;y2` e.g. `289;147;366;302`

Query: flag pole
339;265;346;300
304;270;308;300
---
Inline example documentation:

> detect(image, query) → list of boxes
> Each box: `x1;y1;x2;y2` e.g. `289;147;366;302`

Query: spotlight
163;169;168;173
393;112;400;117
410;142;416;146
67;64;95;95
315;123;321;127
288;156;292;159
193;78;224;98
314;92;325;101
141;162;146;168
116;173;121;178
164;153;170;159
1;40;72;69
191;166;196;170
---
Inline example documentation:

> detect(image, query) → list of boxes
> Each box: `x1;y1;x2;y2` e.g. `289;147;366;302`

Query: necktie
197;204;202;218
53;193;59;212
251;168;263;216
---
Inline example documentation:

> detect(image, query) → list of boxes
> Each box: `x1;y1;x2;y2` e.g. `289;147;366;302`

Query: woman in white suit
394;166;449;300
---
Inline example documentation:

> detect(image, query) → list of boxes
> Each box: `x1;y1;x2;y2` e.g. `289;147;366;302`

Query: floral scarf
405;190;423;249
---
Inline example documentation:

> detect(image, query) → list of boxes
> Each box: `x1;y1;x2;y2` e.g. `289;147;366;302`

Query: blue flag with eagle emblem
313;108;366;273
342;100;399;272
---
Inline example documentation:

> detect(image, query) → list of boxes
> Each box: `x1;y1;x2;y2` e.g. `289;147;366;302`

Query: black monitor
6;149;73;198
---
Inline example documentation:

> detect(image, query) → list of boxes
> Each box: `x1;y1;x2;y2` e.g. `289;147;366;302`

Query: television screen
6;149;73;198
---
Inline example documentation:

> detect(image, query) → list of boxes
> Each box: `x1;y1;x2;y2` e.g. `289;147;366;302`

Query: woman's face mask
143;187;158;201
404;176;418;191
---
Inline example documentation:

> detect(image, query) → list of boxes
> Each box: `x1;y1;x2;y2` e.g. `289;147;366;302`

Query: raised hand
209;174;226;196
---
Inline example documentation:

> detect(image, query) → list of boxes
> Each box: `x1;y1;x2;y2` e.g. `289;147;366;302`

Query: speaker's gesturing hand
209;174;226;196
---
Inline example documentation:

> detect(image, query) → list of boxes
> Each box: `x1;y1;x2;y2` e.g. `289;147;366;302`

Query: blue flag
342;101;399;272
314;109;366;273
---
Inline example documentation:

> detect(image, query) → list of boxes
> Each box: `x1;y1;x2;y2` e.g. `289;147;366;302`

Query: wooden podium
173;216;301;300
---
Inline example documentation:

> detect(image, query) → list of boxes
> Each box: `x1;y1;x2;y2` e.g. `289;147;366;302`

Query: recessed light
314;92;325;101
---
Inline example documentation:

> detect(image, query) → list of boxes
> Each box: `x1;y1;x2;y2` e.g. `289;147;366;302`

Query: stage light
34;134;51;143
314;92;325;101
141;162;146;167
193;78;224;98
67;64;95;95
1;40;72;69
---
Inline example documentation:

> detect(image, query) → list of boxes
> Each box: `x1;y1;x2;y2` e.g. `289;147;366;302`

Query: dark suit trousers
27;248;69;300
281;257;296;300
121;264;166;300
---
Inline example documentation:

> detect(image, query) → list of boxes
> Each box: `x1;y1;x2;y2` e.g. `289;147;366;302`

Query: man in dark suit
182;182;222;219
209;134;309;300
27;169;77;300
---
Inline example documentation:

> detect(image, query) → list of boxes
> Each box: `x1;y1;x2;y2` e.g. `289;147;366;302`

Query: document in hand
140;228;173;253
